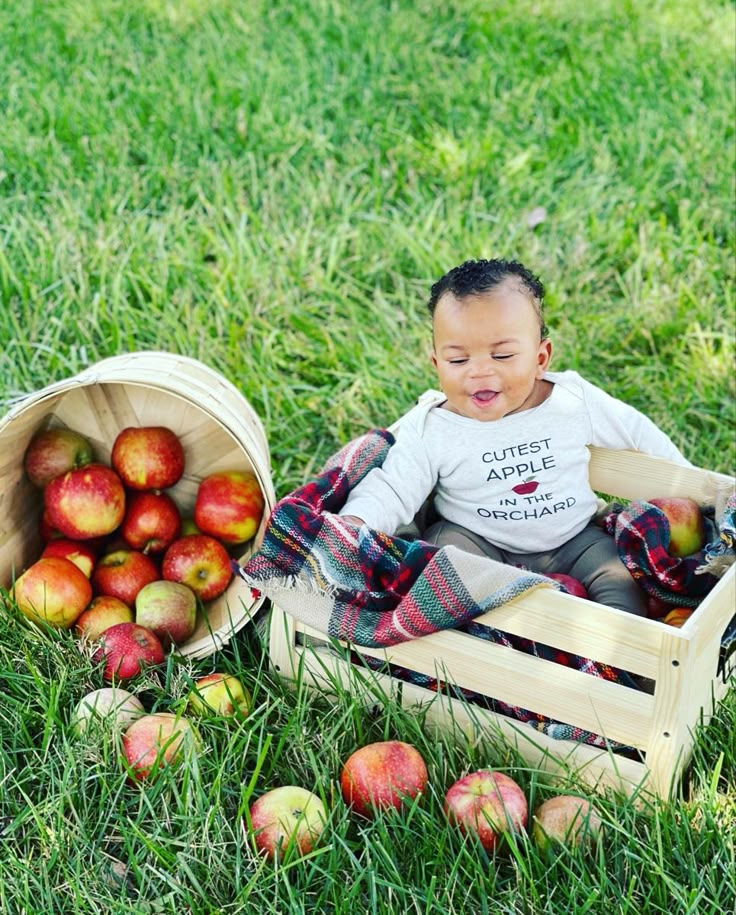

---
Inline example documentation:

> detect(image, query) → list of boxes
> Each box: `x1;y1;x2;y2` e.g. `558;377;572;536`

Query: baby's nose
470;356;497;376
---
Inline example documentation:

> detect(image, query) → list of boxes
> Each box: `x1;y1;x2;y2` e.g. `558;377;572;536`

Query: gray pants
425;519;647;616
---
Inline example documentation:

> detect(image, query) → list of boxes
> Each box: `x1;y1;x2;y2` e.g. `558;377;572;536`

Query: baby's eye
493;354;514;360
447;358;468;365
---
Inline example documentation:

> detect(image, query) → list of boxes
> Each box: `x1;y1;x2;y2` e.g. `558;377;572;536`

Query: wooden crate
269;448;735;799
0;352;276;658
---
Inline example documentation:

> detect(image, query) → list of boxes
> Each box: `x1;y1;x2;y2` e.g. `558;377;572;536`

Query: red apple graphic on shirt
512;476;539;495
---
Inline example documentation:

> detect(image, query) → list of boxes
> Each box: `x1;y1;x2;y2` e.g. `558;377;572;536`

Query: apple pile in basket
11;425;264;679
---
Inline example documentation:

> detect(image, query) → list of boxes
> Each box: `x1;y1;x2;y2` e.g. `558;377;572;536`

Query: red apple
121;491;182;554
24;427;93;488
92;622;165;682
161;534;232;601
187;673;251;717
111;426;185;491
41;538;97;577
71;687;145;735
135;580;197;647
92;549;160;607
444;770;528;852
75;595;134;641
645;594;679;619
45;463;126;539
662;607;694;628
11;556;92;629
249;786;328;859
194;470;265;545
122;712;200;781
649;497;706;558
532;795;602;850
545;573;588;599
340;740;428;818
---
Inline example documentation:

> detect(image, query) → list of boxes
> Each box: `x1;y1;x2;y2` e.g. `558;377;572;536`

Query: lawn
0;1;734;913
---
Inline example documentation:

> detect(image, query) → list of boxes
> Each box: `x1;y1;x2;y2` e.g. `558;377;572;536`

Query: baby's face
431;280;552;422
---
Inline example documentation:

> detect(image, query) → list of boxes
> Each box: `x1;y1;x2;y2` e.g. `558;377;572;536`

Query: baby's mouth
472;390;499;405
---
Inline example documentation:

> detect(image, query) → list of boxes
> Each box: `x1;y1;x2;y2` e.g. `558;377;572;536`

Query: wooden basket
269;449;735;800
0;351;275;659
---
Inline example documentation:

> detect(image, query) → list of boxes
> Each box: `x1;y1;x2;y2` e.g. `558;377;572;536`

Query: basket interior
0;379;273;657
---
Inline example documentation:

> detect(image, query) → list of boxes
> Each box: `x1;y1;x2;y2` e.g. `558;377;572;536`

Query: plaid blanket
237;430;734;750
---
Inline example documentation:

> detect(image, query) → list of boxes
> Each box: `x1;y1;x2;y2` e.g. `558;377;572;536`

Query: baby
340;258;693;615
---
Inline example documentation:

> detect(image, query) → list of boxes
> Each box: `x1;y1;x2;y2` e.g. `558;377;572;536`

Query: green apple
649;497;706;558
71;687;145;735
187;672;251;717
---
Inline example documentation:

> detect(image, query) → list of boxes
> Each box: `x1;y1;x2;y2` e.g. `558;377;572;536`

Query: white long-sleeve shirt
339;371;692;553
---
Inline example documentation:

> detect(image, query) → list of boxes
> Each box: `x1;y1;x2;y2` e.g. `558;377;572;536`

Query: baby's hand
338;514;365;527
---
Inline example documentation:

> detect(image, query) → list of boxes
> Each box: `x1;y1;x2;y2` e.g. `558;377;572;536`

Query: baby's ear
537;338;552;373
430;349;438;369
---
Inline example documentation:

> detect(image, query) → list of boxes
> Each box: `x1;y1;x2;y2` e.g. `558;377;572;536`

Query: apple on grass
162;534;232;602
187;673;251;717
122;712;200;781
340;740;428;818
92;622;165;682
121;491;182;554
135;580;197;647
194;470;265;545
41;538;97;577
532;795;602;851
24;427;93;488
92;549;160;607
648;497;706;558
45;463;126;539
544;573;588;599
12;557;92;629
75;595;134;641
444;770;528;852
249;786;328;860
71;687;145;735
112;426;185;491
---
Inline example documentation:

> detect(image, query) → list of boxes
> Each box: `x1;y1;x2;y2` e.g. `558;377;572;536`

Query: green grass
0;0;734;912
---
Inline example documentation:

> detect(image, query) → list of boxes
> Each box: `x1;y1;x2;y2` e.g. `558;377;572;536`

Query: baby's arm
581;377;692;465
338;420;437;534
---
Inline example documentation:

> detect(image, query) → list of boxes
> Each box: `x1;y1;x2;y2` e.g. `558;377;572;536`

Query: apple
249;786;328;859
111;426;185;491
12;557;92;629
121;491;182;554
649;497;706;558
45;463;126;539
194;470;265;545
41;538;97;577
162;534;232;601
92;549;160;607
135;580;197;647
122;712;200;781
662;607;694;628
92;622;165;682
444;770;528;852
24;427;93;488
532;795;602;850
545;573;588;599
645;594;679;619
187;672;251;717
75;595;134;641
340;740;428;818
71;687;145;735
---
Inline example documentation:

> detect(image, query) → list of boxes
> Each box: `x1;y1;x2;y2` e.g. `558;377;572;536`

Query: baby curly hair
428;258;549;339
